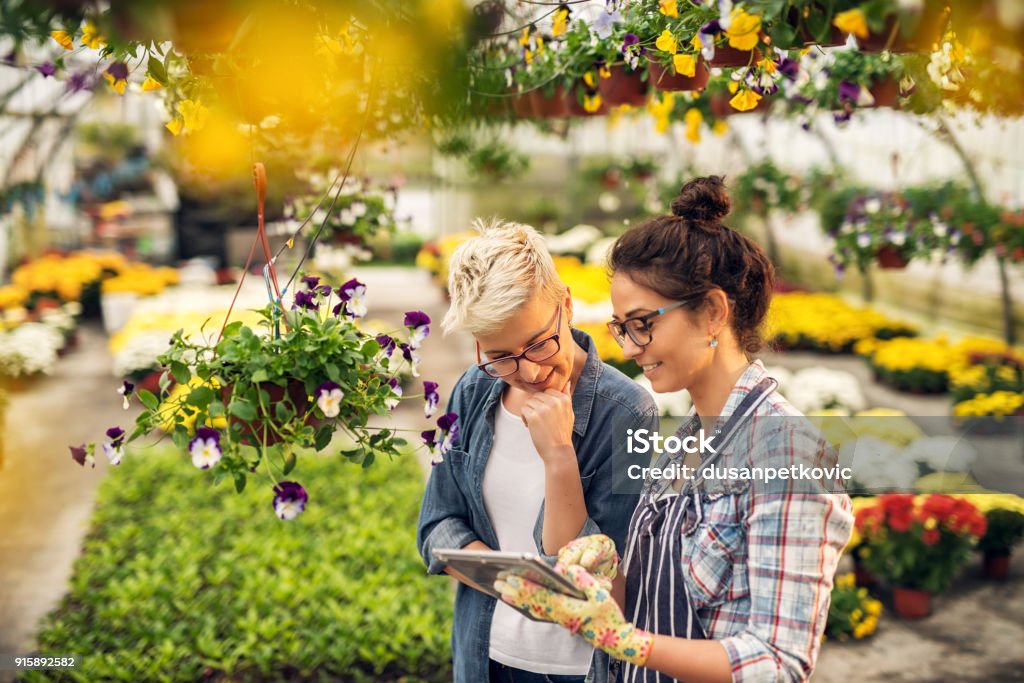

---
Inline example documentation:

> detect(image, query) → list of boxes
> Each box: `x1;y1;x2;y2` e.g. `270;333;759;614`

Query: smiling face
610;271;713;394
474;293;575;394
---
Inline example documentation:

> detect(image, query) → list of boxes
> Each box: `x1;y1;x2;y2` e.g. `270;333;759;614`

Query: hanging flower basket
598;65;648;106
648;61;710;92
876;245;909;269
529;85;571;118
710;45;759;69
891;586;932;619
223;379;323;448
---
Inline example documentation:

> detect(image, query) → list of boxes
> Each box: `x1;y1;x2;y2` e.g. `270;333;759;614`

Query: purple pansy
118;380;134;409
66;71;92;94
399;342;421;377
70;444;94;468
837;80;861;104
385;377;403;411
106;62;129;82
316;380;344;418
334;278;367;318
103;426;125;465
300;274;321;289
404;310;431;349
421;428;438;454
423;380;439;419
189;427;222;469
375;334;397;359
435;412;460;464
36;62;56;78
292;289;318;310
272;481;309;520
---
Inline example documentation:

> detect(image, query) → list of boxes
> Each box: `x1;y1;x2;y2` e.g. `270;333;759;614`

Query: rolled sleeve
720;491;853;683
420;516;481;574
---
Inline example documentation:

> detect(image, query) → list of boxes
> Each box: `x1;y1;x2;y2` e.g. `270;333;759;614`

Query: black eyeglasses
476;306;562;378
607;296;701;348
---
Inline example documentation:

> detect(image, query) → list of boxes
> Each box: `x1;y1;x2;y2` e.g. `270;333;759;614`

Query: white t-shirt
483;397;593;675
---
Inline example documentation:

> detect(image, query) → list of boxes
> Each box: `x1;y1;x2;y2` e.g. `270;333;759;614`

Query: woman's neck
690;351;751;430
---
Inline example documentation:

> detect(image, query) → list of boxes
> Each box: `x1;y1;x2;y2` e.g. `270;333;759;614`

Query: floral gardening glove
494;564;653;667
555;534;620;580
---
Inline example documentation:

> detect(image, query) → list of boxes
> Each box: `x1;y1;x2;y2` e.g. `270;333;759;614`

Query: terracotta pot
858;2;950;53
892;586;932;619
710;45;760;68
598;66;648;106
135;369;166;397
511;92;535;118
983;551;1011;580
224;380;322;447
648;61;710;92
876;245;909;269
869;77;901;109
529;86;571;118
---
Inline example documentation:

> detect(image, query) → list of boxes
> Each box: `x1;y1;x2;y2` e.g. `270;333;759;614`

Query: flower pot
598;66;648;106
710;45;759;68
529;86;571;118
892;586;931;619
869;77;901;109
876;245;908;269
648;61;710;92
858;2;951;53
225;380;323;447
983;551;1011;580
511;92;536;118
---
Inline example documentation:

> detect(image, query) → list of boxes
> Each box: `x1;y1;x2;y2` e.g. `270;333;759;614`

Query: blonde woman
417;219;658;683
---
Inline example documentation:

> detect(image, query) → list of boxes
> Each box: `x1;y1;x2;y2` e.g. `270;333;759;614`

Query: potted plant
825;572;883;641
808;50;907;115
731;159;802;216
855;494;986;618
70;277;459;520
977;508;1024;579
287;175;396;248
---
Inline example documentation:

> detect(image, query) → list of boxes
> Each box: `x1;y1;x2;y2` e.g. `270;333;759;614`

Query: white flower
189;437;221;469
344;286;367;318
350;201;367;218
317;386;344;418
888;231;907;246
786;367;866;414
902;436;976;472
385;382;403;410
102;442;124;466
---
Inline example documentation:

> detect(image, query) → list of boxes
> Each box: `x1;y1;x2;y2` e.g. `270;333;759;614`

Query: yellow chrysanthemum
834;9;869;39
726;8;762;51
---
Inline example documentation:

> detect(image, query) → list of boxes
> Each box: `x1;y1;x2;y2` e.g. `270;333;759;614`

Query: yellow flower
141;76;162;92
659;0;678;18
165;117;185;136
729;88;762;111
80;21;105;49
756;57;777;74
684;107;702;142
713;120;729;135
524;49;534;65
656;29;678;55
583;93;602;113
834;9;869;40
673;53;696;77
583;71;597;89
519;28;531;47
726;8;762;51
691;34;703;50
176;99;210;133
851;608;863;622
599;65;611;79
552;8;569;37
51;30;73;50
102;71;127;95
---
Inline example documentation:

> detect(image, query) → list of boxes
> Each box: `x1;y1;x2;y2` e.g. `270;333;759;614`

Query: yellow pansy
524;49;534;65
655;29;678;55
599;65;611;79
165;117;185;136
552;8;569;37
81;21;104;49
583;71;597;89
729;88;762;111
684;107;702;142
519;28;531;47
756;57;777;74
659;0;678;18
177;99;210;132
50;30;73;50
726;8;762;51
102;71;127;95
691;34;703;50
141;76;162;92
673;53;696;77
583;93;602;113
834;9;869;39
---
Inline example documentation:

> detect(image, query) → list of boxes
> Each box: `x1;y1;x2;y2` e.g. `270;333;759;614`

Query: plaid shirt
676;360;853;682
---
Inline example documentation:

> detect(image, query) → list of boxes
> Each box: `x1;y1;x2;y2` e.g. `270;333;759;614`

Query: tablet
432;548;587;604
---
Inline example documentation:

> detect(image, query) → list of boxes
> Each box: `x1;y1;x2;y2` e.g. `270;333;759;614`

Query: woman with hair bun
497;177;853;682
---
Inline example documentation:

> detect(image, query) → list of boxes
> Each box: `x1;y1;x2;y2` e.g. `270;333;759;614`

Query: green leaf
362;452;376;469
283;451;297;475
222;321;244;337
187;386;215;408
228;400;258;422
314;427;332;452
171;428;189;450
138;389;159;411
170;361;191;385
147;54;168;84
250;369;269;383
769;22;797;50
208;401;225;418
234;472;247;493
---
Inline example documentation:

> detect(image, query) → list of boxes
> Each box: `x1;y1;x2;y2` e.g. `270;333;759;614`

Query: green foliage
978;508;1024;555
466;140;529;182
22;449;453;682
730;159;803;216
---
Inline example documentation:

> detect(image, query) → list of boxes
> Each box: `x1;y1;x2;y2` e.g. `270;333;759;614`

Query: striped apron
618;378;777;683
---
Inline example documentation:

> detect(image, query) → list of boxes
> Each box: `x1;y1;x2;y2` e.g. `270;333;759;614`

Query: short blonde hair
443;218;566;336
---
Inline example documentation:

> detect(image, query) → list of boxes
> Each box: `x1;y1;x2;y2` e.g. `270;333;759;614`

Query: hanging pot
876;245;909;269
511;92;536;118
858;2;950;53
529;85;571;118
868;77;902;109
710;45;760;69
648;60;710;92
225;379;323;447
982;551;1011;580
598;65;648;106
892;586;932;619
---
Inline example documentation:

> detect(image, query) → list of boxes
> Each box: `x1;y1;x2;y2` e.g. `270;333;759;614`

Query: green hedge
22;449;453;682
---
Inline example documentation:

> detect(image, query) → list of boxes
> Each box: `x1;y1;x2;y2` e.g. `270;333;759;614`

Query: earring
709;333;718;348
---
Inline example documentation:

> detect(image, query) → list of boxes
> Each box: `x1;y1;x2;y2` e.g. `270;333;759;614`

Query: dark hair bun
670;175;730;223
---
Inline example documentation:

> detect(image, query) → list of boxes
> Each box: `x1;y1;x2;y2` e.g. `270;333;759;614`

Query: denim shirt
417;328;658;683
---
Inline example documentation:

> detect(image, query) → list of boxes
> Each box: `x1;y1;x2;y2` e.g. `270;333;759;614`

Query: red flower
889;510;912;533
922;529;941;546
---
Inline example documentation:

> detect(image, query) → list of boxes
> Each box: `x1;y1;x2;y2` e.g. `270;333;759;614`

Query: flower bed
766;292;916;354
28;448;453;682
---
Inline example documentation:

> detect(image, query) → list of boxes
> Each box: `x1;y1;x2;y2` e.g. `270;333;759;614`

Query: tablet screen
432;549;587;605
